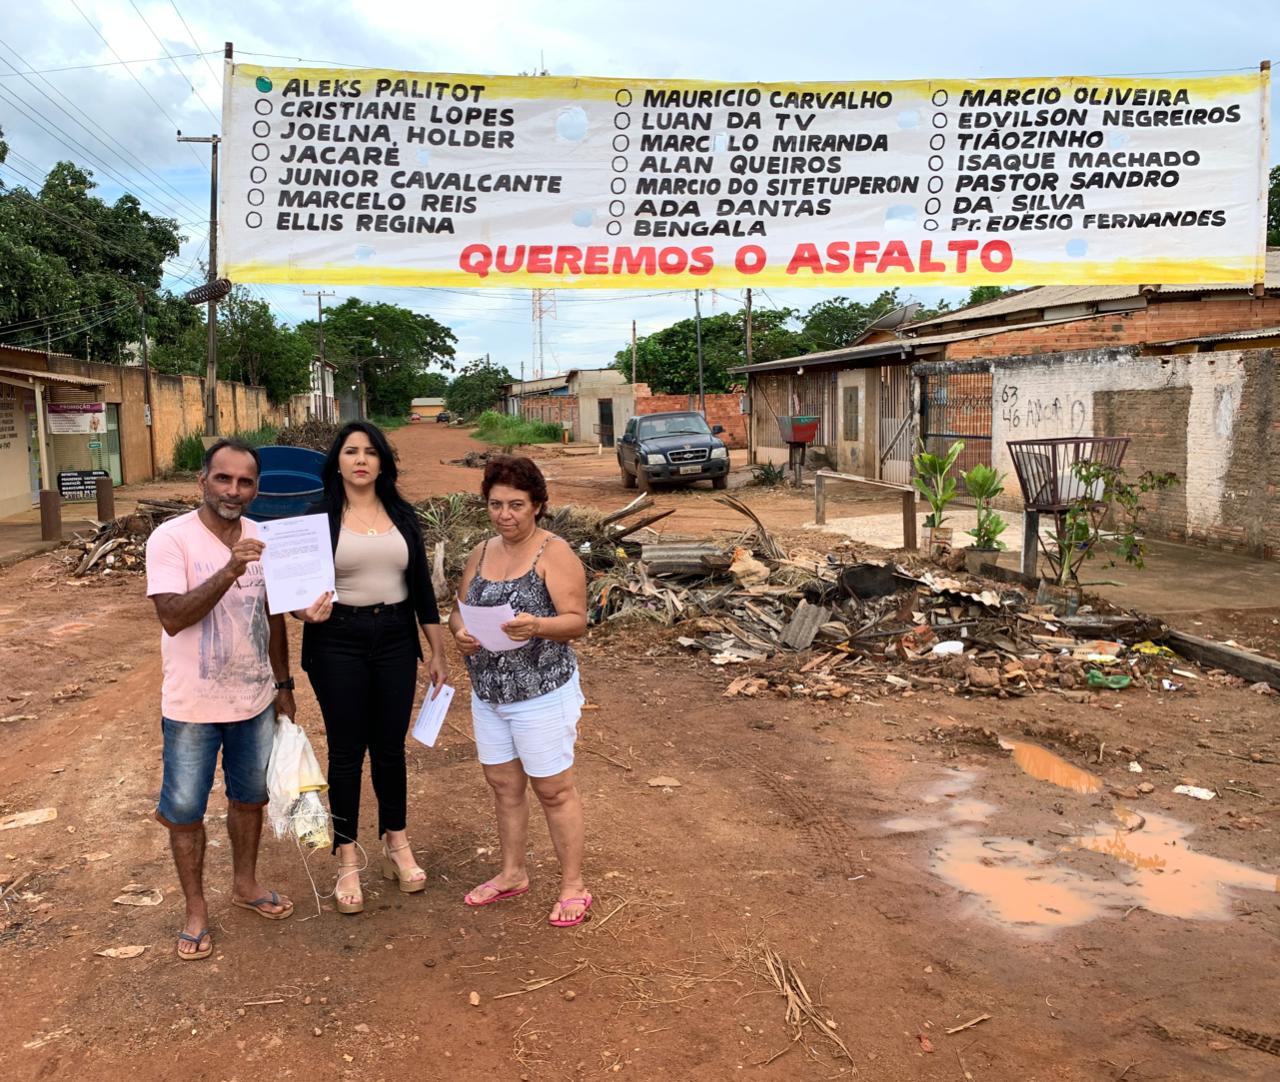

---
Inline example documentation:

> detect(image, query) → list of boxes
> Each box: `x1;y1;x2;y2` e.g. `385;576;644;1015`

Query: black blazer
299;497;441;670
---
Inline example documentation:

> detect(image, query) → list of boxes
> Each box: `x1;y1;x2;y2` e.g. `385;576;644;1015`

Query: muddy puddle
888;742;1278;937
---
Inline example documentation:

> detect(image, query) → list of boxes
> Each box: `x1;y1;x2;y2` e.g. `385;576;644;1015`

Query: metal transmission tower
530;288;557;380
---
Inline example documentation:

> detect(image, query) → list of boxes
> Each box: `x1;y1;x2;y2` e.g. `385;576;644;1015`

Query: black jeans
305;602;419;852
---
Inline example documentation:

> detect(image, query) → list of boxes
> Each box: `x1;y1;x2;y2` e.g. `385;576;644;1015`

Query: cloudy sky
1;1;1275;375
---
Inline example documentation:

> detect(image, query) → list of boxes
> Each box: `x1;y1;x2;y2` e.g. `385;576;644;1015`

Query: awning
0;364;108;388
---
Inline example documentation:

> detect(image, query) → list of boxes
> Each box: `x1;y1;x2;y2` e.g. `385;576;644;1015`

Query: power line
0;79;202;227
0;51;218;76
168;0;223;95
68;0;207;168
127;0;220;126
0;39;208;221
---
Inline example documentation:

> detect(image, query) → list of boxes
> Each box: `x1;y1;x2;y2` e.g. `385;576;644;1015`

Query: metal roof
728;320;1084;375
1151;325;1280;346
0;364;107;387
907;250;1280;331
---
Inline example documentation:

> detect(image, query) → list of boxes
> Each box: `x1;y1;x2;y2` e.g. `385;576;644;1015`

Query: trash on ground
0;807;58;831
1173;785;1217;801
95;945;147;959
112;884;164;906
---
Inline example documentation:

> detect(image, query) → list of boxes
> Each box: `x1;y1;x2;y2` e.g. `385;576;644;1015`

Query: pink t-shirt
146;510;274;724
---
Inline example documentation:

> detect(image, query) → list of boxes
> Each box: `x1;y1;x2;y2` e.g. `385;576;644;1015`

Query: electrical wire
0;41;207;222
126;0;220;126
0;51;218;76
68;0;208;168
168;0;223;96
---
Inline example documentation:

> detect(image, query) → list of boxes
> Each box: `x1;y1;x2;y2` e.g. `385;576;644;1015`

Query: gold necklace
345;506;383;536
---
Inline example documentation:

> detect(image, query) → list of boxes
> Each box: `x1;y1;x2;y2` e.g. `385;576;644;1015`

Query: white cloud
3;0;1275;368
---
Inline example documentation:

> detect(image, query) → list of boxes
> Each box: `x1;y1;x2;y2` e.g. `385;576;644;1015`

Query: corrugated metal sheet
907;250;1280;331
1153;325;1280;346
0;364;107;387
730;321;1083;376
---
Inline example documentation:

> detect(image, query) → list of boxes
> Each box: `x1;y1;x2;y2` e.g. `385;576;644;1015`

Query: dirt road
2;424;1277;1081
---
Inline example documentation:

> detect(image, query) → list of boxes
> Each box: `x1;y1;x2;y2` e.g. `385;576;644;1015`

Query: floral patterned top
463;535;577;705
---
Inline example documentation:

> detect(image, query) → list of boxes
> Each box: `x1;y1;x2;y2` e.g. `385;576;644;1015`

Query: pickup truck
616;410;729;491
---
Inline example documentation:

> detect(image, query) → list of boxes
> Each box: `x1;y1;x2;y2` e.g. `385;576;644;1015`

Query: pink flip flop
548;892;593;927
464;881;530;907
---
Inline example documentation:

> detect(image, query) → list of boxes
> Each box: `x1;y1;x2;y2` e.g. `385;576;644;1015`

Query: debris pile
416;492;675;582
274;419;342;452
56;499;196;578
581;499;1195;701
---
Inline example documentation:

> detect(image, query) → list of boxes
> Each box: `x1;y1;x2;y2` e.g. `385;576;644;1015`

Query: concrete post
1021;510;1040;579
39;489;61;541
95;476;115;522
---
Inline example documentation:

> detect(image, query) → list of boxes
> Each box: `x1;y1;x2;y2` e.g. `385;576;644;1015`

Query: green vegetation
170;423;280;473
446;356;514;417
960;463;1008;550
912;440;965;528
471;410;563;447
609;286;1017;396
751;461;788;487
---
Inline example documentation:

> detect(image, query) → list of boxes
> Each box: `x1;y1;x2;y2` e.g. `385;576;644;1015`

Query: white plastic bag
266;715;331;848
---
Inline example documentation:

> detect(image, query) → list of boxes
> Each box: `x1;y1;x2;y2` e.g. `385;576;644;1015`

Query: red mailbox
777;415;819;443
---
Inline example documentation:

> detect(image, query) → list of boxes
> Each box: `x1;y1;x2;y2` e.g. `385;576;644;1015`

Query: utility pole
137;292;158;475
744;288;753;367
694;289;706;416
178;129;222;436
303;289;335;420
631;319;638;384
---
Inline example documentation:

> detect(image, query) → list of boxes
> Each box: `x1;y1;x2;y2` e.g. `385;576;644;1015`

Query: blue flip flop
231;889;294;920
176;928;212;960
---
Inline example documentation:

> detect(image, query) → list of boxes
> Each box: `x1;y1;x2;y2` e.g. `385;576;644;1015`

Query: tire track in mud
722;748;862;877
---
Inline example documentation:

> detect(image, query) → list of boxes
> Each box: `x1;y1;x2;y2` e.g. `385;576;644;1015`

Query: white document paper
456;601;528;652
256;514;336;616
411;684;454;747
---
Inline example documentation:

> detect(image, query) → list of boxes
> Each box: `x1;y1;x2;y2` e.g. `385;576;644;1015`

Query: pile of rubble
581;501;1206;701
55;498;196;578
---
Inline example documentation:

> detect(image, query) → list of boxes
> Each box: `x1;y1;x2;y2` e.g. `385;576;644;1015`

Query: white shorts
471;670;584;777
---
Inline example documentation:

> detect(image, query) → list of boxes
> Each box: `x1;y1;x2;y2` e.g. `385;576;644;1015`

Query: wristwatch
274;678;296;691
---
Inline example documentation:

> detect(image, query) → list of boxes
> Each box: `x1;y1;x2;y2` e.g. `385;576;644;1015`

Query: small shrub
472;410;564;447
170;423;280;474
752;461;787;487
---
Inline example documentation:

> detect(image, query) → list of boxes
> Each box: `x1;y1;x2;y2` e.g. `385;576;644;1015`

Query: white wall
989;349;1249;536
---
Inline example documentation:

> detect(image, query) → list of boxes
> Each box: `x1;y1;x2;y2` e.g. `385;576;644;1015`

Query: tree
0;149;182;361
1268;164;1279;248
446;356;514;416
798;290;902;352
150;283;312;404
300;297;456;416
614;306;803;394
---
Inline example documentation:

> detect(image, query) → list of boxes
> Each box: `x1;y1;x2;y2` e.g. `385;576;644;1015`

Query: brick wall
634;391;747;447
944;296;1280;361
987;348;1279;559
522;394;579;434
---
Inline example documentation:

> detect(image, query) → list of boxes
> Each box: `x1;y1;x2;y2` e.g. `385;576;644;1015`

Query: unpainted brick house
734;251;1280;556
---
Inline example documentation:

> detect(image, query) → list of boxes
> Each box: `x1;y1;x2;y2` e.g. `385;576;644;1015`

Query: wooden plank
1163;630;1280;691
815;472;827;525
901;489;917;551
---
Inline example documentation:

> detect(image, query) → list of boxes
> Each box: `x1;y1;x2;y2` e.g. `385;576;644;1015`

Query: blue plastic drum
245;445;326;521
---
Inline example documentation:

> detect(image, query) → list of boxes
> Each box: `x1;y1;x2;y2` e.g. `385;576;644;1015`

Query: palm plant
912;440;964;528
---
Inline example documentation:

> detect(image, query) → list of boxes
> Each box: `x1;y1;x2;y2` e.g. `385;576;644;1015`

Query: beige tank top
334;527;410;607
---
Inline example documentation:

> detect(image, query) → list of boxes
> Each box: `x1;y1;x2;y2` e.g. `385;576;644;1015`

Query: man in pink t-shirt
146;439;299;959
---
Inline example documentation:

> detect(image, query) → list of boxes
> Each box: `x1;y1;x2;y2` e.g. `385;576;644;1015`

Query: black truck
616;410;729;491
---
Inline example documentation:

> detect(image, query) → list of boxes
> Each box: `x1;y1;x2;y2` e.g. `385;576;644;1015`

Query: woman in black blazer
294;420;447;914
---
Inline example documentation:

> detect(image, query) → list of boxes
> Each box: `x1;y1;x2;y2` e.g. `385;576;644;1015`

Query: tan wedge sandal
382;842;427;894
335;863;364;914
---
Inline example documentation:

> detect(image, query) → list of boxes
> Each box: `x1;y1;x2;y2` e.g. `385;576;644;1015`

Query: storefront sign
48;402;107;435
58;469;109;501
221;64;1270;288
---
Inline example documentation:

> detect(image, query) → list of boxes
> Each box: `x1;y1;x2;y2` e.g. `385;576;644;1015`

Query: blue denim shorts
155;704;275;830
